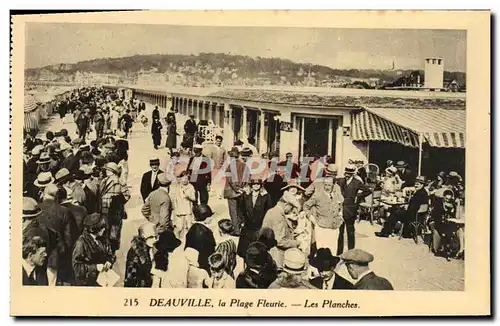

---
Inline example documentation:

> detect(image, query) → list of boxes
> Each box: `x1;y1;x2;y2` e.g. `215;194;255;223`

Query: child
170;171;197;240
203;253;235;289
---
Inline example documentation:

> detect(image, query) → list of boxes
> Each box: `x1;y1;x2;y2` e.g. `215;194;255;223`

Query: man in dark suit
337;164;371;255
152;105;160;121
140;157;163;202
396;160;415;188
184;114;198;138
187;144;212;205
22;236;49;286
376;175;429;237
309;248;353;290
341;249;393;290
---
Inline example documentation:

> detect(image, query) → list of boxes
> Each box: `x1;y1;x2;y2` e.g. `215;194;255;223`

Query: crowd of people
21;86;464;290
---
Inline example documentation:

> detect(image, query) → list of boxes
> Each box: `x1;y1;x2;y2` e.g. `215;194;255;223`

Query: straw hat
283;248;306;274
34;172;54;188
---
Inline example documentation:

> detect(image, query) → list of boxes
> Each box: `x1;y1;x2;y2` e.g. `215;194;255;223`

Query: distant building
424;57;444;91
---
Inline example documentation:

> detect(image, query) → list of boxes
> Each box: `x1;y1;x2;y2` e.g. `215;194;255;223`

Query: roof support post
418;132;423;176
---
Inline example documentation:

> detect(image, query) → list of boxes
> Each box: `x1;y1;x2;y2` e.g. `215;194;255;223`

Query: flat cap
340;249;374;265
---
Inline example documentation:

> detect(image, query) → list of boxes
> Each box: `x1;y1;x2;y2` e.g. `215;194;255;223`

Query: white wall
424;58;444;90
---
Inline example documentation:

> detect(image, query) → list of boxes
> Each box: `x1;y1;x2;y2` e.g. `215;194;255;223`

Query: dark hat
218;219;235;235
74;169;90;181
415;175;427;184
94;156;106;168
60;129;68;136
83;213;104;228
45;131;54;140
193;204;214;222
90;148;101;156
80;151;93;164
310;248;340;271
396;160;408;168
79;144;90;152
245;242;269;269
23;197;42;218
156;229;182;253
257;227;278;250
90;140;98;148
228;147;239;156
340;249;374;265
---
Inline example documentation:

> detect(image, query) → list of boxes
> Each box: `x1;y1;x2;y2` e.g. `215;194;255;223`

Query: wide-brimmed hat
34;172;54;188
245;242;269;269
240;147;253;157
103;162;120;175
74;169;90;181
395;160;408;168
448;171;460;179
31;145;44;156
310;248;340;271
23;197;42;218
385;166;398;175
55;168;73;184
193;144;203;151
283;248;306;274
325;163;338;176
415;175;427;184
149;156;160;166
36;152;51;165
344;164;357;175
193;204;214;222
218;219;235;235
281;178;305;192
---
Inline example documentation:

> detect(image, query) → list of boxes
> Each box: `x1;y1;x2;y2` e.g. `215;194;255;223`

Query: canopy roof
351;107;465;148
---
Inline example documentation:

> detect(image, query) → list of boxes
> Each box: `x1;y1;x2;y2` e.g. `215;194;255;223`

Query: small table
381;199;409;207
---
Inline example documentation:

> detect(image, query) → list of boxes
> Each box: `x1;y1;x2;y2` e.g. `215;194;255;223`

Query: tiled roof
209;89;466;110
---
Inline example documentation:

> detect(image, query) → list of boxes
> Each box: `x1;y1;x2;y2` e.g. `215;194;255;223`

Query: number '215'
124;298;139;306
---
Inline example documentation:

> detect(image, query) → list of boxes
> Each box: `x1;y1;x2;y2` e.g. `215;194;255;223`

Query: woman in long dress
165;121;178;154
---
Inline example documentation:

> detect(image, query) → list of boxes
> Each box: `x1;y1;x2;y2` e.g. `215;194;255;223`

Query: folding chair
398;203;429;244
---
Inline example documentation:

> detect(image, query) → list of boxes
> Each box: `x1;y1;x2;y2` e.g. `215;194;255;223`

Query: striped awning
351;107;465;149
24;94;38;113
351;110;420;147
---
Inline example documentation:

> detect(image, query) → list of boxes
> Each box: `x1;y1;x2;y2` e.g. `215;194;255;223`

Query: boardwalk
36;103;464;291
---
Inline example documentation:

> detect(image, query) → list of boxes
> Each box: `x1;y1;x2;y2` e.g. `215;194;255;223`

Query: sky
25;23;466;72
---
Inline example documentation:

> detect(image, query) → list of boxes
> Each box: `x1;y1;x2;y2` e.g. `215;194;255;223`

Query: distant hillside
25;53;466;86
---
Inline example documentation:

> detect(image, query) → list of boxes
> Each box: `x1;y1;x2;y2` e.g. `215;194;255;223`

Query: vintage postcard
10;10;490;316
